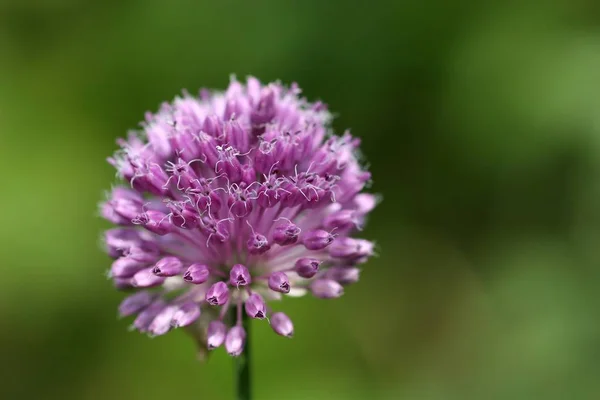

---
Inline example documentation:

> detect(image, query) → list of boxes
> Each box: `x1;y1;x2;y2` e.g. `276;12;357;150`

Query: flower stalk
234;310;251;400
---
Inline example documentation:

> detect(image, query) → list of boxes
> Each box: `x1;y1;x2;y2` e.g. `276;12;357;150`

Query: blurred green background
2;1;600;399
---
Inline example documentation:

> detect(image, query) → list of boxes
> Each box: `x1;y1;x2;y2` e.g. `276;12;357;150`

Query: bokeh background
2;1;600;399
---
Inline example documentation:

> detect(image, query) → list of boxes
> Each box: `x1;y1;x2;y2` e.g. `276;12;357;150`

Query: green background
2;1;600;399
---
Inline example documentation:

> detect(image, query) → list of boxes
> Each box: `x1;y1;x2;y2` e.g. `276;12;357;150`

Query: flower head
101;76;377;356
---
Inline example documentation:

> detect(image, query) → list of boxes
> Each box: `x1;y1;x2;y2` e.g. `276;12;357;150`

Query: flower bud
101;202;131;226
131;267;165;288
142;163;170;196
111;257;146;278
294;258;322;279
270;312;294;337
202;116;223;140
167;158;199;190
183;263;210;284
104;228;143;258
310;279;344;299
113;277;133;290
272;223;301;246
268;272;291;293
247;233;271;255
228;194;253;218
240;164;257;185
152;256;184;277
323;267;360;285
229;264;251;287
245;293;267;319
207;320;227;349
353;193;378;216
167;202;199;229
251;87;276;126
215;146;243;182
329;237;374;260
102;187;144;225
148;305;178;336
323;209;356;231
171;302;201;328
112;197;144;223
196;131;220;165
133;300;166;332
134;210;172;235
303;229;335;250
206;282;229;305
226;120;250;153
124;244;159;263
118;291;154;317
225;326;246;356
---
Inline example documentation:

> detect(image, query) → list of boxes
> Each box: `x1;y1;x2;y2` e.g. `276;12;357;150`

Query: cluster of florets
101;77;377;356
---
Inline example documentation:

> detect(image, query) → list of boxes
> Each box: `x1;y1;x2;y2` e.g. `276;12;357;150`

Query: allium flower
101;76;377;356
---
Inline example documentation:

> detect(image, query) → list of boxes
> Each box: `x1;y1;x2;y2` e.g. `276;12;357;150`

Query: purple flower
206;281;229;306
171;302;201;328
183;263;210;284
244;293;267;319
229;264;251;287
225;326;246;356
207;320;227;349
272;221;301;246
268;271;291;293
323;266;361;285
152;256;184;277
310;279;344;299
100;76;377;356
270;312;294;337
294;257;322;279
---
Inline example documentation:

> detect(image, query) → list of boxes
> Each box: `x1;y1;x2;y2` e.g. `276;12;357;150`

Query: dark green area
1;1;600;399
236;311;251;400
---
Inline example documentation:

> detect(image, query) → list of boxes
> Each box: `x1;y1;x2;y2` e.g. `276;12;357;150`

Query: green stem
234;310;251;400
